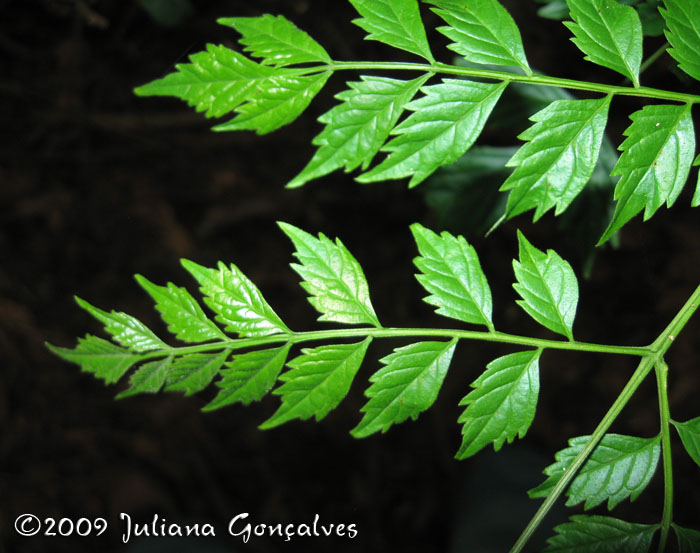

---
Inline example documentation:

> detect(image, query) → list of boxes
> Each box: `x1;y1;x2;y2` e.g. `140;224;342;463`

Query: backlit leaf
349;0;434;61
599;103;695;244
352;339;457;437
410;223;493;330
218;14;331;66
427;0;531;74
260;339;371;428
134;45;279;118
502;96;611;220
529;433;661;510
288;74;430;188
75;297;167;352
673;416;700;468
181;259;290;337
204;344;291;410
213;71;330;135
357;79;508;187
279;222;380;327
564;0;643;86
134;274;225;343
660;0;700;82
544;515;657;552
116;355;173;399
513;231;579;339
165;350;230;395
457;349;541;458
46;335;143;384
692;154;700;207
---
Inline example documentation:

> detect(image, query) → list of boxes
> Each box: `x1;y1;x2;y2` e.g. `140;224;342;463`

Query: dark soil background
2;1;699;552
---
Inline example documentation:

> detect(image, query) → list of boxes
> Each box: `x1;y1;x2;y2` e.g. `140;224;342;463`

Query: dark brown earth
2;1;699;552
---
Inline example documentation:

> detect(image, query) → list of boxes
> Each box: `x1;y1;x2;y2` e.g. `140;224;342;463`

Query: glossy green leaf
410;223;494;330
660;0;700;82
600;103;695;244
427;0;532;75
673;416;700;468
181;259;290;337
513;231;579;339
261;338;371;429
529;433;661;510
75;297;167;352
218;14;331;66
357;79;508;187
204;344;291;410
352;339;457;437
564;0;643;86
288;74;430;188
134;274;225;343
134;45;279;117
544;515;657;552
457;349;541;459
278;222;380;327
116;355;173;399
349;0;434;61
165;350;230;396
213;72;330;135
673;524;700;553
502;96;611;220
46;335;143;384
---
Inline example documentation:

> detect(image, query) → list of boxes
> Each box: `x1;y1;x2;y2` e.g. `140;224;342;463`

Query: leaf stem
307;61;700;104
508;355;657;553
655;359;673;553
136;326;651;361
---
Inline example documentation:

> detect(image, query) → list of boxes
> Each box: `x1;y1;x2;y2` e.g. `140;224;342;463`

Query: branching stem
294;61;700;104
655;359;673;553
140;326;651;361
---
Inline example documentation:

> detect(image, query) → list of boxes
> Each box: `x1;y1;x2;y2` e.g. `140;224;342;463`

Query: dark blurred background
2;1;699;552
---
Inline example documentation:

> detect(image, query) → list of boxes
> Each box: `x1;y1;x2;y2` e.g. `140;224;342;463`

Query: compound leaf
116;355;173;399
204;344;291;410
134;45;278;118
564;0;643;86
181;259;290;337
279;222;380;327
75;297;167;352
410;223;493;330
544;515;657;553
599;103;695;244
213;71;330;135
502;95;611;220
357;79;508;187
46;335;143;384
457;349;541;459
529;433;661;510
165;350;230;396
352;339;457;437
660;0;700;82
349;0;434;61
673;416;700;468
261;338;371;428
134;274;226;343
673;524;700;553
218;14;331;67
427;0;532;75
288;74;430;188
513;231;579;340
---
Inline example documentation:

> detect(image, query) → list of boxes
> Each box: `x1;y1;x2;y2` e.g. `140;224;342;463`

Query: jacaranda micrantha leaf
600;103;695;244
349;0;434;61
457;349;541;459
410;223;494;330
530;433;661;510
